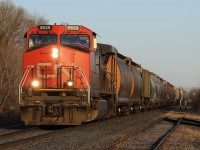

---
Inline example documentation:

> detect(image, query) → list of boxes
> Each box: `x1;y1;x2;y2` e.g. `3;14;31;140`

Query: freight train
19;24;188;125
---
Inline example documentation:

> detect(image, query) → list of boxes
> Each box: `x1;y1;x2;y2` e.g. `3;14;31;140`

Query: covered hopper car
19;24;185;125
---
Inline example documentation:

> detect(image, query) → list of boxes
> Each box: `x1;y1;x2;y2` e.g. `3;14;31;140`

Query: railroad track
151;117;183;150
0;125;84;149
0;127;52;149
181;117;200;127
0;127;38;140
103;113;186;150
153;116;200;149
1;111;199;149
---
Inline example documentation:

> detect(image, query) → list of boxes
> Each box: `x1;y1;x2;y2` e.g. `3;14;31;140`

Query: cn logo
36;63;69;79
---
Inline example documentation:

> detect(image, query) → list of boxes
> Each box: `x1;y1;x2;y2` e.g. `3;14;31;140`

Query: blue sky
11;0;200;88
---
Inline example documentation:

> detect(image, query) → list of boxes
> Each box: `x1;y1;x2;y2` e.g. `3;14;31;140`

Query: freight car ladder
97;43;118;117
101;54;117;117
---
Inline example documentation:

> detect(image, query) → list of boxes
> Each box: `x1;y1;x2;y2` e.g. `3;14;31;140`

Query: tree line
0;0;47;114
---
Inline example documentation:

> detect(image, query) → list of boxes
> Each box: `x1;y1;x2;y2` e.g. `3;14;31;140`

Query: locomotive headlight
52;47;59;58
67;81;73;87
32;80;39;87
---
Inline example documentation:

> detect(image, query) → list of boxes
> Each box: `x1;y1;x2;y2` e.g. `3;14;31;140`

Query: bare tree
0;0;47;112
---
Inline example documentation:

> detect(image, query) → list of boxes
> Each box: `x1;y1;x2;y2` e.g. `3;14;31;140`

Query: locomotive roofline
24;24;97;38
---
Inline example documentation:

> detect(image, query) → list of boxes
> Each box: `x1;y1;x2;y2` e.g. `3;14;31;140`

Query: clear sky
11;0;200;88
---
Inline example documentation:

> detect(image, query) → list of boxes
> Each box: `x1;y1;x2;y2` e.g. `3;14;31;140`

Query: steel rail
103;115;167;150
181;118;200;127
0;125;81;149
182;117;200;124
103;112;184;150
152;113;186;150
0;127;38;139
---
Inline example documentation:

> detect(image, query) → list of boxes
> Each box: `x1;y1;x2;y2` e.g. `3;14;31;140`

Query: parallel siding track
104;113;187;150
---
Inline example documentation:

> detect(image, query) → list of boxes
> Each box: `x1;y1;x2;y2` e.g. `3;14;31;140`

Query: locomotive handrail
19;65;35;104
19;65;90;106
60;65;90;107
74;66;90;107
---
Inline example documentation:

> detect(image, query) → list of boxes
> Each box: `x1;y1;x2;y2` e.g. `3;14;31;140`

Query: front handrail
74;66;90;107
60;65;90;107
18;65;90;107
19;65;34;104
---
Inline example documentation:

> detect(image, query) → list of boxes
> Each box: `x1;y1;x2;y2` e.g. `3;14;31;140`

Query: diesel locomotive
19;24;187;125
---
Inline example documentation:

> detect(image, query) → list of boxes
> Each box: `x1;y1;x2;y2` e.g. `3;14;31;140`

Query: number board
66;25;80;31
38;25;52;30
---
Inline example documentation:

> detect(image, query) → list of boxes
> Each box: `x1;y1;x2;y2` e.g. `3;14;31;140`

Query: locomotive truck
19;24;186;125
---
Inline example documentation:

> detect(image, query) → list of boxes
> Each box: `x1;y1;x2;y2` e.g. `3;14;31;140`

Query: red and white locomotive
19;24;187;125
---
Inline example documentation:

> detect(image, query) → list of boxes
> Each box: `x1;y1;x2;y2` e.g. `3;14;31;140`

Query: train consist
19;24;188;125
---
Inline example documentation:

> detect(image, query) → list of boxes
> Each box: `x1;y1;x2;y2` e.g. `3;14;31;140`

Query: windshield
29;34;57;48
60;34;90;48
